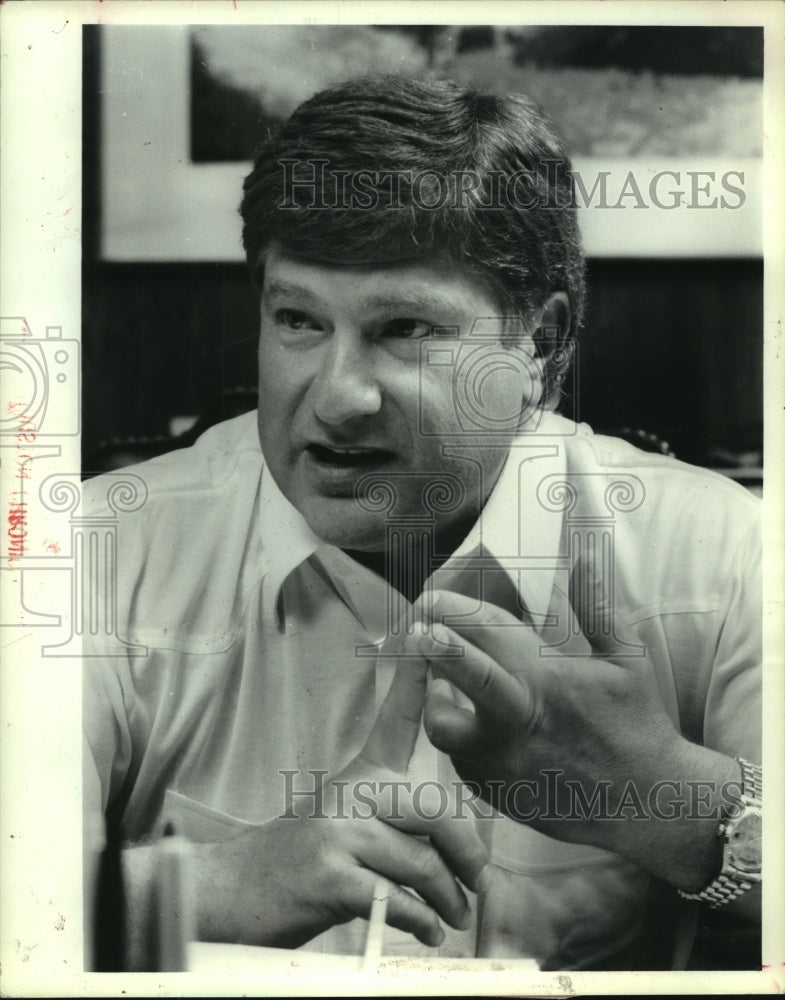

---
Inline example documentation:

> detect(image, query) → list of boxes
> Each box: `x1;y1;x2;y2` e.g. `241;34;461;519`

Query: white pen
362;876;390;971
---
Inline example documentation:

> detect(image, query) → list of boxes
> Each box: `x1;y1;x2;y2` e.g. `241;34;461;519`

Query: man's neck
343;516;475;604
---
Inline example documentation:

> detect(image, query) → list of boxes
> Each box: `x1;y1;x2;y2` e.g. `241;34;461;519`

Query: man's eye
381;318;432;340
275;309;322;332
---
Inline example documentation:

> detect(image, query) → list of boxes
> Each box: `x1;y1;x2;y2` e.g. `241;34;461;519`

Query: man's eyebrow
261;280;322;306
362;292;461;315
262;281;466;317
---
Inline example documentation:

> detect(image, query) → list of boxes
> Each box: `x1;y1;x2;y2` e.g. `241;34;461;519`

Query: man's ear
532;292;572;360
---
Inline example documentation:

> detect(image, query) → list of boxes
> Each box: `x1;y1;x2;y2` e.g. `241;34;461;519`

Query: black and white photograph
0;2;783;996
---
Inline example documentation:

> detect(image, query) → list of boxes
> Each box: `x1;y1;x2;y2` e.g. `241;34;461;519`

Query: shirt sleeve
83;655;135;827
82;651;138;957
701;511;762;764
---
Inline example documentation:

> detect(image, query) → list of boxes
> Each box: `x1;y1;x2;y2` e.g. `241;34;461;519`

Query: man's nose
308;334;382;425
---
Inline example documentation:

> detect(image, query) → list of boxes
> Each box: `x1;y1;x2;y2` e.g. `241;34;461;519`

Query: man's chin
300;501;387;553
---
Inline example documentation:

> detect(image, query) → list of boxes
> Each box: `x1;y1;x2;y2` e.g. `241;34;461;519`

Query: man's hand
420;562;746;897
193;651;489;950
421;584;678;833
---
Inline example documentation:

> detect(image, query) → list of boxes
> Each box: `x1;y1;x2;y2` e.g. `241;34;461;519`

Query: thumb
569;545;645;662
361;656;428;773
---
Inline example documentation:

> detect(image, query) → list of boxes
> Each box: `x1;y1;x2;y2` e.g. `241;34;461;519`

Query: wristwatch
679;758;762;908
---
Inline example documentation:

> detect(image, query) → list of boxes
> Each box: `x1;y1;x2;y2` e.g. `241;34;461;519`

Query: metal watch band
739;758;762;800
678;757;762;909
680;872;757;907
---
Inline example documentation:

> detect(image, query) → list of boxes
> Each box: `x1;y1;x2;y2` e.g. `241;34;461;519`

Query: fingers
345;754;491;901
362;656;428;773
423;679;487;762
418;618;530;724
355;820;472;934
383;884;445;948
365;690;491;895
417;794;491;895
426;589;542;669
342;866;445;947
379;775;490;896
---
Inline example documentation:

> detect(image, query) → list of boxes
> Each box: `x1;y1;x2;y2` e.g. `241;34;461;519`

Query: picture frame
100;25;763;261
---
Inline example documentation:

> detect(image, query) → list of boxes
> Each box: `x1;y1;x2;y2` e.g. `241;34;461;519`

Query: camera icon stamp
418;317;578;437
1;317;81;437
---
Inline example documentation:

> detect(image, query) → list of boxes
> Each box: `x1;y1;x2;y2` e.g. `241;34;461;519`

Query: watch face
729;811;762;873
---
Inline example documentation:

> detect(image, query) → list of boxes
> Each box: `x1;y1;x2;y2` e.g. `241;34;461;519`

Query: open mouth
307;444;394;467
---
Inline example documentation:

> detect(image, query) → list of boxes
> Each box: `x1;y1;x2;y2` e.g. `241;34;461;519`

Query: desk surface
189;941;540;974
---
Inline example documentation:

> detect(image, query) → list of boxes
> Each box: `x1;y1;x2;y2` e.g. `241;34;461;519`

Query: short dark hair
240;74;585;407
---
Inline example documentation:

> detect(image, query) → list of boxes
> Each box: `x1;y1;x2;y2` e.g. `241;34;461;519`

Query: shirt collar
437;411;568;623
259;462;325;611
258;411;572;625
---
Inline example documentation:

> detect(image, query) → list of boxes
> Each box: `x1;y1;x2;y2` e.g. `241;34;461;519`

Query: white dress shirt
83;410;761;968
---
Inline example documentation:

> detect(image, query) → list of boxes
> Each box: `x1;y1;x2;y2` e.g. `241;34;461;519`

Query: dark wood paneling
580;258;762;465
81;258;762;468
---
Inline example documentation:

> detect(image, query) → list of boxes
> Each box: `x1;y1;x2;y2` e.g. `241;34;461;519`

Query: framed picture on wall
99;24;763;261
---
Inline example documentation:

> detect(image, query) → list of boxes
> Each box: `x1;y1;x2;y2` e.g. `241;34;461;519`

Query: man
83;75;761;970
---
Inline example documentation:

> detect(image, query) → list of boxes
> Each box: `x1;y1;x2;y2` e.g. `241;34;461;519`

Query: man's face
257;244;544;552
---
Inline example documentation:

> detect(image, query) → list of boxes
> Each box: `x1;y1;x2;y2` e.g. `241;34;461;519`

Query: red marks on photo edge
6;414;36;564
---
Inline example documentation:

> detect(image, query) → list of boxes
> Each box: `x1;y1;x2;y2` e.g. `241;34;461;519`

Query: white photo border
0;1;782;996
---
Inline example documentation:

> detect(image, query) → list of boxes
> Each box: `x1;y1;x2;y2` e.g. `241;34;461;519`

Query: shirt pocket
161;788;260;842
